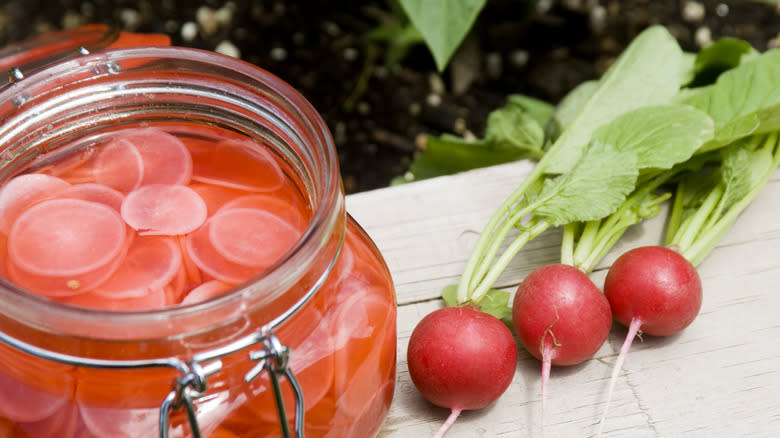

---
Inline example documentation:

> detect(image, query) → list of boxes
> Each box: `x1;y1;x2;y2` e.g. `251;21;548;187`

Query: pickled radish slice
167;263;189;303
0;365;70;423
0;174;71;233
181;279;234;304
0;232;8;279
7;254;123;297
0;417;24;437
121;184;207;236
18;403;84;438
8;199;126;277
94;138;144;192
78;404;158;438
59;183;124;212
191;139;284;192
248;309;334;423
189;183;250;216
64;287;170;310
331;286;396;407
177;234;202;286
93;237;181;299
219;194;307;230
122;128;193;186
208;208;301;268
185;220;258;284
36;147;98;184
343;380;394;438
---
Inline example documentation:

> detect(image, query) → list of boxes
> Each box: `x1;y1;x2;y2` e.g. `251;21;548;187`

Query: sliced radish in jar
58;183;125;212
7;253;124;298
177;234;202;286
123;128;193;187
93;138;144;193
188;183;251;217
208;208;301;268
180;279;235;304
121;184;207;236
78;404;159;438
0;363;71;423
218;194;307;230
36;147;98;183
247;308;335;423
184;219;259;284
92;236;182;299
190;139;284;192
0;173;71;234
16;402;85;438
64;286;170;311
330;287;396;403
8;199;126;278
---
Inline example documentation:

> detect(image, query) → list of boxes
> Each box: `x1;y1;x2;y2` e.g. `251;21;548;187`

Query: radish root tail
433;407;463;438
541;346;553;438
596;317;643;437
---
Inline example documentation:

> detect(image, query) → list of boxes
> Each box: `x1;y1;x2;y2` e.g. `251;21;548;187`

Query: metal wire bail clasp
156;329;305;438
245;330;305;438
159;359;222;438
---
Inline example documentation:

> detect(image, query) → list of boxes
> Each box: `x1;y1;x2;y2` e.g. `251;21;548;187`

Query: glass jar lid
0;24;170;88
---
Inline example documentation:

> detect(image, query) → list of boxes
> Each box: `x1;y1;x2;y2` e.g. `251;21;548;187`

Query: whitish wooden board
345;160;780;437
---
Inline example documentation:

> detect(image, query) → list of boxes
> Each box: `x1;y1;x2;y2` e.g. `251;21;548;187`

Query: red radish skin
597;245;703;436
512;264;612;431
407;306;517;438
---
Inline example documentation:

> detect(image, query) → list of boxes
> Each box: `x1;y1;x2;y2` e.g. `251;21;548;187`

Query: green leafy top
395;95;553;184
398;0;487;71
683;50;780;146
544;26;688;174
533;140;638;226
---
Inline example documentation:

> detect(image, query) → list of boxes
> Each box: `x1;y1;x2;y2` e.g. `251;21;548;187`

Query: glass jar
0;44;396;437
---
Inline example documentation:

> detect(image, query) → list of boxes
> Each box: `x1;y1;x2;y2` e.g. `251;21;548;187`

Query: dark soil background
1;0;779;193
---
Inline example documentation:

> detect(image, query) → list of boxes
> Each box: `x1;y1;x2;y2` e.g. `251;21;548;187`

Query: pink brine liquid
0;126;396;437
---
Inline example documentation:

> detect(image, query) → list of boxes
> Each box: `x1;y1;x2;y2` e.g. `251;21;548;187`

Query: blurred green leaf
399;0;487;71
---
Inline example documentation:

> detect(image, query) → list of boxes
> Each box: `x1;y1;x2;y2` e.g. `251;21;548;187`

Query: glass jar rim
0;24;120;85
0;46;343;342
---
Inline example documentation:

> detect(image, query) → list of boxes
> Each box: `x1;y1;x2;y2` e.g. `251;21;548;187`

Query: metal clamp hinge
158;330;305;438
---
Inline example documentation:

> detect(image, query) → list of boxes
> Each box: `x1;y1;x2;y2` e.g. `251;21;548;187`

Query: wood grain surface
346;159;780;437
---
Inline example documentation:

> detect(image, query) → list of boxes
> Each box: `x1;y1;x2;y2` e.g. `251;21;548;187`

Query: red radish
512;264;612;430
121;184;207;236
597;245;702;436
407;306;517;438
